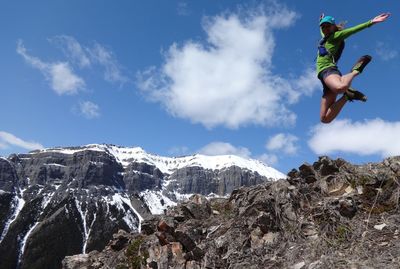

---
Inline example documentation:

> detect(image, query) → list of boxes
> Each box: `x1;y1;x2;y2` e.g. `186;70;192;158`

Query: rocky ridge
0;144;283;269
63;156;400;269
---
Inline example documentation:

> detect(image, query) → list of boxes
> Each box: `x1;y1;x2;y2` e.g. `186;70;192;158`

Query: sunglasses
321;23;332;29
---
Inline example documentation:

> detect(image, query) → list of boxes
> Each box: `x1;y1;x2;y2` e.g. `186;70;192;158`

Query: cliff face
0;145;282;269
0;151;142;269
166;165;266;196
63;156;400;269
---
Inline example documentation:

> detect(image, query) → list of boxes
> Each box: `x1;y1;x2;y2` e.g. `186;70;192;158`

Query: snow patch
17;221;39;268
83;202;97;254
44;163;66;167
173;191;195;202
74;198;90;254
140;190;177;215
109;193;143;232
0;191;25;243
37;145;104;155
41;191;55;210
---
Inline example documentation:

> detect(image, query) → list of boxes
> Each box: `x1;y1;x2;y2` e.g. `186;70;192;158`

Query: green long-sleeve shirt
316;20;373;75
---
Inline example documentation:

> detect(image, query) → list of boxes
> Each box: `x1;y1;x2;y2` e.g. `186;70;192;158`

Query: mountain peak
29;144;285;179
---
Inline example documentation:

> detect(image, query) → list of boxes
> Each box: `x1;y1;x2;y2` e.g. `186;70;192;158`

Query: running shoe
345;88;367;102
351;55;372;73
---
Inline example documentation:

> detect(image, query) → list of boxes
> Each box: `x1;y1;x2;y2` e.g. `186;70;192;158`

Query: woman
317;13;390;123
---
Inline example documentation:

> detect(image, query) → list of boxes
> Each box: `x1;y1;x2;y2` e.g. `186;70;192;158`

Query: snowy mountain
0;144;285;269
39;144;285;178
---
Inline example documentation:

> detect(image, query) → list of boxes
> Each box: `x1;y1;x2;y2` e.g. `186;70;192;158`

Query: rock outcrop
166;165;266;196
63;156;400;269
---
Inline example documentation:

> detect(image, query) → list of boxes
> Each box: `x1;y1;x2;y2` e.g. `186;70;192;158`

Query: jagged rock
109;230;130;251
62;254;90;269
157;216;176;233
124;162;162;192
338;197;357;219
184;246;204;261
175;230;196;252
182;194;212;220
0;158;19;192
313;156;343;176
141;216;161;235
63;155;400;268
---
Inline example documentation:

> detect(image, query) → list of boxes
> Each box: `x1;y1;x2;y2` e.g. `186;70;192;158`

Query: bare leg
319;71;360;123
320;90;347;123
324;71;359;94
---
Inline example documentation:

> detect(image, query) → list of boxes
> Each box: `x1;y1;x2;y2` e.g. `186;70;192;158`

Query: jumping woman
317;13;390;123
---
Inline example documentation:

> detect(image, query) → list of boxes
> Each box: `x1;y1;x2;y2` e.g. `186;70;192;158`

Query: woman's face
321;23;335;36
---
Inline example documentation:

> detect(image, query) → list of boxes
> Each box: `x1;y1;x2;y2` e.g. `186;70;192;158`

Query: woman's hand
372;13;390;24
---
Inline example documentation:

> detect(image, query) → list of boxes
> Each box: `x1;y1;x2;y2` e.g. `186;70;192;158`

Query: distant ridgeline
0;144;285;269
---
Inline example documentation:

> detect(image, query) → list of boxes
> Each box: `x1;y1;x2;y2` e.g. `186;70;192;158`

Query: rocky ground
62;156;400;269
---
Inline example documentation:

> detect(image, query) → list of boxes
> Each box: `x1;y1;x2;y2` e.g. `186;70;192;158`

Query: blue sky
1;0;399;173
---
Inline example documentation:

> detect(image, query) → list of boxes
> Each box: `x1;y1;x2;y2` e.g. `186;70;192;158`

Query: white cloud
198;142;251;158
49;63;86;94
0;131;44;151
21;36;128;90
89;43;128;84
137;4;317;129
79;101;100;119
257;153;278;166
376;41;398;61
50;35;91;68
308;119;400;157
17;40;85;95
266;133;299;155
291;68;321;100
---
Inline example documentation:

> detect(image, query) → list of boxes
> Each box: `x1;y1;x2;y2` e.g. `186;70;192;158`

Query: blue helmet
320;15;336;26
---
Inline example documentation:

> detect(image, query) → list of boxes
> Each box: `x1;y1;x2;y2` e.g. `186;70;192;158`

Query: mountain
0;144;285;269
63;156;400;269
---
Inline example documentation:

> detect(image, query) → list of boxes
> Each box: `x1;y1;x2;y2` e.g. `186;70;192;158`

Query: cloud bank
0;131;44;151
138;4;319;129
308;119;400;157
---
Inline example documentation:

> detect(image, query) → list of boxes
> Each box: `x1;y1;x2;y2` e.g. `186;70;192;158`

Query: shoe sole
347;88;367;102
352;55;372;73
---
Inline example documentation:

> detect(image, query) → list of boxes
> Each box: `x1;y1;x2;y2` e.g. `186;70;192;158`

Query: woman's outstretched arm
371;13;390;24
334;13;390;40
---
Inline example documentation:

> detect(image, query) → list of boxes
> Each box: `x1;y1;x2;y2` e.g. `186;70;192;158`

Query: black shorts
318;66;342;96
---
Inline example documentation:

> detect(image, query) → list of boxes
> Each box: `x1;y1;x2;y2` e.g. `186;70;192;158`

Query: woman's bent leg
320;90;347;123
323;71;359;94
